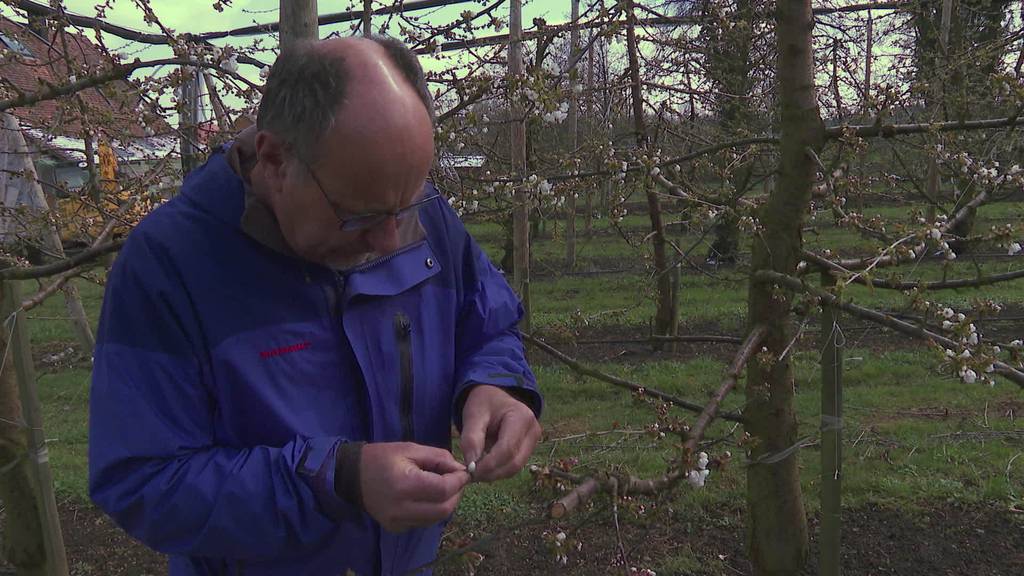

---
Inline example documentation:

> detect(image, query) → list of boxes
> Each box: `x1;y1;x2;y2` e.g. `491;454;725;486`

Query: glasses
302;159;439;232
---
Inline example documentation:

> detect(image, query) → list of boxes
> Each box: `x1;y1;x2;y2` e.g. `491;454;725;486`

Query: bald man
88;37;542;576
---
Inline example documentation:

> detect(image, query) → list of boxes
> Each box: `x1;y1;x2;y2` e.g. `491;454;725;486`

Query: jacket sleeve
88;232;357;561
450;221;542;429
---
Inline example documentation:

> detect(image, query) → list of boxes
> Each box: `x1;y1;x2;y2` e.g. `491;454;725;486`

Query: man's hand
360;442;470;533
460;385;542;482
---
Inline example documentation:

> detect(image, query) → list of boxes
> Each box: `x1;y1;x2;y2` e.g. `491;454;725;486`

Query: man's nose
363;216;401;254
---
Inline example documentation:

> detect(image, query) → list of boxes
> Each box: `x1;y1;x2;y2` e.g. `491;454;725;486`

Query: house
0;14;177;200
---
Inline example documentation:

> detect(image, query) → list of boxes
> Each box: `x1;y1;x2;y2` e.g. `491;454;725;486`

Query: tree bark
362;0;372;36
280;0;319;53
625;0;674;338
564;0;580;271
0;287;46;575
745;1;820;574
0;113;95;353
509;0;530;330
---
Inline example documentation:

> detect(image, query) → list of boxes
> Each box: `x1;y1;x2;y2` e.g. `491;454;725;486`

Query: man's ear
254;131;289;197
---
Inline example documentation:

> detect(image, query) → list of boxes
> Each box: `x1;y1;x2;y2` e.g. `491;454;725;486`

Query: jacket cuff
296;437;362;521
334;441;365;508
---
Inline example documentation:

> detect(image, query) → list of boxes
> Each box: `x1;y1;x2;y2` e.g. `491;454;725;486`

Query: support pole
509;0;530;330
4;281;69;576
280;0;319;53
820;272;843;576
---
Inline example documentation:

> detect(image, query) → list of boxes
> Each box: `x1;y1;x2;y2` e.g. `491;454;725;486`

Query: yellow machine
56;140;134;246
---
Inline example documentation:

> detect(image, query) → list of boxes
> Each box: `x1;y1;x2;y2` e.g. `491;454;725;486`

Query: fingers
403;465;470;503
473;409;541;482
379;485;464;534
459;402;492;465
407;443;468;475
360;442;470;534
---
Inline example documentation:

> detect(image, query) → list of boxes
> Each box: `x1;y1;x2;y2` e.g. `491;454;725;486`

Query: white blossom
929;228;942;240
961;368;977;384
943;308;955;319
1009;242;1022;256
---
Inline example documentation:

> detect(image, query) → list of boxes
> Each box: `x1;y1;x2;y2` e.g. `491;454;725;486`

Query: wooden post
3;281;69;576
0;113;94;353
202;71;231;133
584;28;594;239
926;0;954;223
564;0;580;271
178;66;200;177
625;0;674;339
362;0;372;37
509;0;530;330
280;0;319;53
820;272;843;576
863;8;872;117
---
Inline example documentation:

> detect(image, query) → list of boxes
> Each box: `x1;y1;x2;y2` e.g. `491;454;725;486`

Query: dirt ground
1;499;1021;575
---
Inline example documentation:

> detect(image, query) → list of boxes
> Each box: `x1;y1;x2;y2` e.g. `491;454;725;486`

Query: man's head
251;36;436;268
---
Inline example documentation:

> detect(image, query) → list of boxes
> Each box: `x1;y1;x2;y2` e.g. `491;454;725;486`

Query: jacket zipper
394;312;414;442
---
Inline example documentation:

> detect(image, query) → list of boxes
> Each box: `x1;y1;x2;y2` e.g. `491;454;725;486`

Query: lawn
14;199;1024;575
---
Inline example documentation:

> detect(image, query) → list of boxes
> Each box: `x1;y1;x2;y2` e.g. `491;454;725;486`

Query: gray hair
256;35;435;163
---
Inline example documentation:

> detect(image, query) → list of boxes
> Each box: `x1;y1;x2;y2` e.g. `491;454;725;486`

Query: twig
682;325;767;457
754;270;1024;387
0;239;124;280
573;335;744;345
546;326;768;518
522;332;744;422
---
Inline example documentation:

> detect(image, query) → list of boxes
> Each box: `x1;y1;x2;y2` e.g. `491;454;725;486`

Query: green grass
448;347;1023;538
21;199;1024;571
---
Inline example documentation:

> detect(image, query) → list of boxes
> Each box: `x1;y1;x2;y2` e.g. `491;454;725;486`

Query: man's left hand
459;385;541;482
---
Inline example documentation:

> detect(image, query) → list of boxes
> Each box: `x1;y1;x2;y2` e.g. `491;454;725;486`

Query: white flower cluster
686;452;711;488
940;148;1024;189
629;568;657;576
542;101;569;123
939;306;997;385
1009;242;1022;256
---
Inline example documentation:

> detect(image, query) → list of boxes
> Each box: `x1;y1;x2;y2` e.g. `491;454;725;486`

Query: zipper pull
393;312;411;336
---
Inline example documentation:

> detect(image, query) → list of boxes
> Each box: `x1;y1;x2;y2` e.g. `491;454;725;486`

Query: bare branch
1;239;124;280
754;270;1024;387
0;57;260;114
521;332;744;422
826;113;1024;139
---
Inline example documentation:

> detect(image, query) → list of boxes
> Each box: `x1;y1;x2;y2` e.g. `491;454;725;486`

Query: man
89;36;542;576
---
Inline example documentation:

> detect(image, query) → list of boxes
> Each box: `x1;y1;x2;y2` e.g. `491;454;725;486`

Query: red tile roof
0;16;169;139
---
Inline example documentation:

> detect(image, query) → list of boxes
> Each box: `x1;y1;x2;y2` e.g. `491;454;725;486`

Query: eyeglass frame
300;158;440;233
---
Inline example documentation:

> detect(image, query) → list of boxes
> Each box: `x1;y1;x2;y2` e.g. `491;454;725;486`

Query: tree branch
522;332;744;422
547;325;767;518
754;270;1024;387
1;239;124;280
826;113;1024;139
0;57;259;114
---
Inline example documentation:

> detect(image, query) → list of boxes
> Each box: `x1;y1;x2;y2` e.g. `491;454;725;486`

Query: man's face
261;106;436;268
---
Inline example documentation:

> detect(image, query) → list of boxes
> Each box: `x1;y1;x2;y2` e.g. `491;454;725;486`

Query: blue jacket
88;149;541;575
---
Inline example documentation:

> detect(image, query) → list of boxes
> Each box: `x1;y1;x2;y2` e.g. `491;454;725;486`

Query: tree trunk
362;0;372;37
280;0;319;53
863;9;873;117
509;0;530;330
0;297;46;575
745;1;820;574
625;0;674;338
564;0;580;271
0;113;95;353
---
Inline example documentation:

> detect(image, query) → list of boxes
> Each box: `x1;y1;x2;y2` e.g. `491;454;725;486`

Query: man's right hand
360;442;470;533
